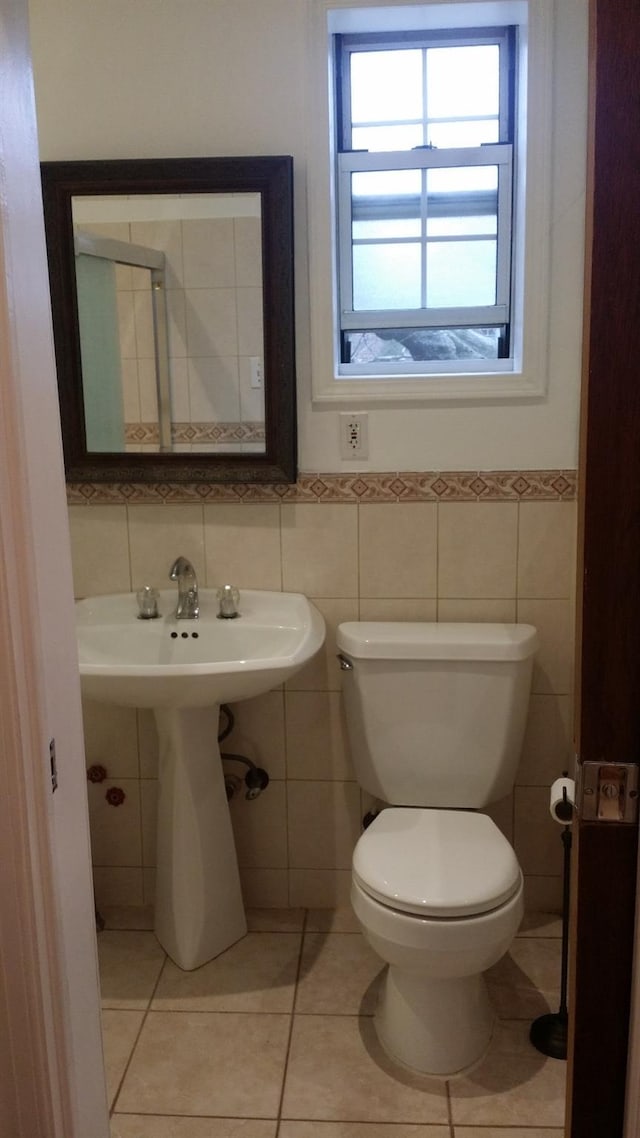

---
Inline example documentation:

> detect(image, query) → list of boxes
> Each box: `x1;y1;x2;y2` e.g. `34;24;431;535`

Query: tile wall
71;478;576;914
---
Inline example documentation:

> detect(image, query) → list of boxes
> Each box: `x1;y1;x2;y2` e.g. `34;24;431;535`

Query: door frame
0;0;109;1133
567;0;640;1134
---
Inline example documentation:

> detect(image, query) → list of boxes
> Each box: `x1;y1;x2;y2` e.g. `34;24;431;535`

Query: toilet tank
336;622;538;808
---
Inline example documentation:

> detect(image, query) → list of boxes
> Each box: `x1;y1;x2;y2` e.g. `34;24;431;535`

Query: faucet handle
217;584;240;619
136;585;159;620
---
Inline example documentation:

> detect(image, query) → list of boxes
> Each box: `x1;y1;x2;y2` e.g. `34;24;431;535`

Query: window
335;26;516;374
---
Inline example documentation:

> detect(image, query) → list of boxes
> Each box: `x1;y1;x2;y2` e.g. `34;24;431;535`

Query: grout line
273;908;308;1123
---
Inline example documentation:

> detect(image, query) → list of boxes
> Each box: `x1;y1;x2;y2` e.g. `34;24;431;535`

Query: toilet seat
353;807;521;918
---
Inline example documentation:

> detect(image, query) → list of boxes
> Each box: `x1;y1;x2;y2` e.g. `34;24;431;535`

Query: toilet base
375;963;495;1076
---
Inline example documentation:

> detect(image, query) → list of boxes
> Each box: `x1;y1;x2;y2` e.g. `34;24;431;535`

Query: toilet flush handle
337;653;353;670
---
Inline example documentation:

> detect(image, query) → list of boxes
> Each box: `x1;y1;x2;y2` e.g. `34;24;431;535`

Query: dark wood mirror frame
40;156;297;483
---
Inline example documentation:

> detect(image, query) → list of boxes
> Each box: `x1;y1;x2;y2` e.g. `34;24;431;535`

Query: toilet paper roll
549;777;576;824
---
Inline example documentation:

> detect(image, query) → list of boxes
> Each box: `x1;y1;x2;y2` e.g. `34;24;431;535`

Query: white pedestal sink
76;589;325;970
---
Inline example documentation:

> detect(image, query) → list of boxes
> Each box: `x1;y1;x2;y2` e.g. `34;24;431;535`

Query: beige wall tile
93;867;144;908
286;598;359;691
438;502;518;598
281;504;358;597
188;356;240;421
523;875;563;914
234;214;263;287
236;286;264;356
231;780;288;868
181;218;236;288
184;287;238;356
437;598;517;622
518;693;574;785
239;867;289;908
137;358;159;421
88;779;142;868
130;219;183;290
285;691;353;781
518;500;577;598
359;598;437;621
142;867;156;906
514;786;564;877
133;290;155;359
288;869;352;909
127;503;204;591
287;781;361;869
69;505;131;598
82;698;139;779
226;690;286;779
359;502;437;598
204;502;282;591
517;598;574;694
140;780;158;867
138;710;159;779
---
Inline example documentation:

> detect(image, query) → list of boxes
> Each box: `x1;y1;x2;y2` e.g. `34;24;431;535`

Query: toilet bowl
351;806;523;1074
336;621;538;1076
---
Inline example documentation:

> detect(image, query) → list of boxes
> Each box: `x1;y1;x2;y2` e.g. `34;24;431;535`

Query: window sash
337;144;513;333
336;27;514;152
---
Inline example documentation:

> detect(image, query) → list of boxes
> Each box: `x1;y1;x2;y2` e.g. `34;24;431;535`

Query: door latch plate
580;761;638;823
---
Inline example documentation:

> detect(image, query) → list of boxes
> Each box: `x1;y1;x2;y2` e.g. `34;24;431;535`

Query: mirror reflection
72;192;265;456
40;156;296;484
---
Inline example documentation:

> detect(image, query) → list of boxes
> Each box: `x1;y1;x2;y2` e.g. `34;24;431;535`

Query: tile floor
100;907;566;1138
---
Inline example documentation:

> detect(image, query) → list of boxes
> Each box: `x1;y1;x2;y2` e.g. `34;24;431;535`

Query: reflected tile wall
71;478;577;912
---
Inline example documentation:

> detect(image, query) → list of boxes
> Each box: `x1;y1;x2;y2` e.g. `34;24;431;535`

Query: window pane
351;50;423;124
352;169;421;201
426;240;497;307
428;120;499;148
353;218;421;240
353;243;421;309
427;215;497;237
426;45;499;119
428;165;498;195
352;124;423;151
344;327;502;362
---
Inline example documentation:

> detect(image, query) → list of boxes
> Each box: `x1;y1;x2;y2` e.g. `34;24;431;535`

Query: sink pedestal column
153;705;247;970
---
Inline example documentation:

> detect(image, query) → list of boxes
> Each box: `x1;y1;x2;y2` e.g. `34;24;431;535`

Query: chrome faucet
169;556;199;619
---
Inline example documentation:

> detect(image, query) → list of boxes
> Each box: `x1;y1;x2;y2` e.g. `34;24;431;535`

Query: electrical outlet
339;412;369;459
249;357;263;389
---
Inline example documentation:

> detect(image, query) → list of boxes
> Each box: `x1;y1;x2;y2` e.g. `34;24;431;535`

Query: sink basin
76;588;325;708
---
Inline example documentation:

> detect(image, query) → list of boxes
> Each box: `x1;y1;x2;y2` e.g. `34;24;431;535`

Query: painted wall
28;0;588;472
27;0;586;912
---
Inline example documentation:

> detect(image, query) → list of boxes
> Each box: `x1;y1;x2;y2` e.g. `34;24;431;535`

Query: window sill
312;369;546;404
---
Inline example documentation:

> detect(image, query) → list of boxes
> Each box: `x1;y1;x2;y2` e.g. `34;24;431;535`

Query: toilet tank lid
336;622;538;661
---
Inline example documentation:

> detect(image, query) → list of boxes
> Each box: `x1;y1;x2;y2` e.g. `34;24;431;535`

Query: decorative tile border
67;469;577;506
124;421;266;445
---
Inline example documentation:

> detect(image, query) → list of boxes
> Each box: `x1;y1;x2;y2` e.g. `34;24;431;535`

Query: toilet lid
353;808;521;918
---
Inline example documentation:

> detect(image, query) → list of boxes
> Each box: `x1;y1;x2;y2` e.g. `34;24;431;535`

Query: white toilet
336;621;538;1076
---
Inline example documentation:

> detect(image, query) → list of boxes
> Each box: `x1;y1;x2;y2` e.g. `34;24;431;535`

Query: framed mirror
40;156;297;483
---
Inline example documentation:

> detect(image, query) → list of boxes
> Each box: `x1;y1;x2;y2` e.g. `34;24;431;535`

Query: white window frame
308;0;555;403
